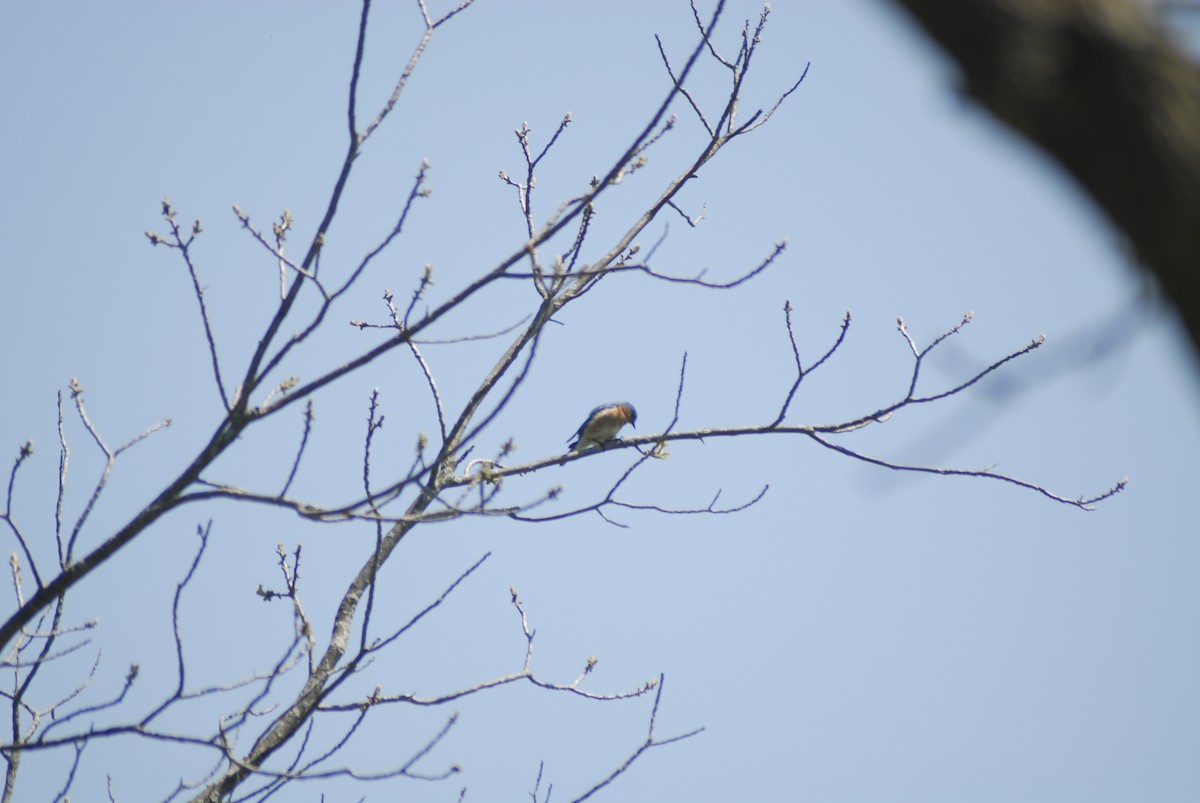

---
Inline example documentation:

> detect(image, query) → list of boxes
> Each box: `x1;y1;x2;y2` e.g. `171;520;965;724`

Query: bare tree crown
0;1;1125;800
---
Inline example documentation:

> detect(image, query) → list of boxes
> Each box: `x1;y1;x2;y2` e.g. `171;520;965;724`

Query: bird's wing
567;404;612;443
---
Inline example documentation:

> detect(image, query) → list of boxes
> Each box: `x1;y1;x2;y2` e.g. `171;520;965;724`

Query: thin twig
280;400;314;499
409;343;448;442
772;306;852;426
568;675;704;803
2;441;39;590
149;200;231;410
656;34;714;137
806;431;1127;510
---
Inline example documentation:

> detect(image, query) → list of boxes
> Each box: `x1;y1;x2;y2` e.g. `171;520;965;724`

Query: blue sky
2;1;1198;801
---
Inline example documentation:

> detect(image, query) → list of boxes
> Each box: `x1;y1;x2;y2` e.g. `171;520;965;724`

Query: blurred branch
889;0;1200;358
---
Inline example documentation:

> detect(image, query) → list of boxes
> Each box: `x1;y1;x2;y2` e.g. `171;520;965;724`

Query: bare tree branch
147;201;230;409
567;675;703;803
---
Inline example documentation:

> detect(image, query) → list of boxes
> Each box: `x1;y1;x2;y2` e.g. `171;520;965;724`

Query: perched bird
568;402;637;451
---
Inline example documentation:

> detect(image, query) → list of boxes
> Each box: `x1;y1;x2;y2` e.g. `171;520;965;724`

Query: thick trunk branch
891;0;1200;355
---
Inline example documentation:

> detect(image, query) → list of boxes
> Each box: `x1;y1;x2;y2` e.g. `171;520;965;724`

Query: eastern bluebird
567;402;638;452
